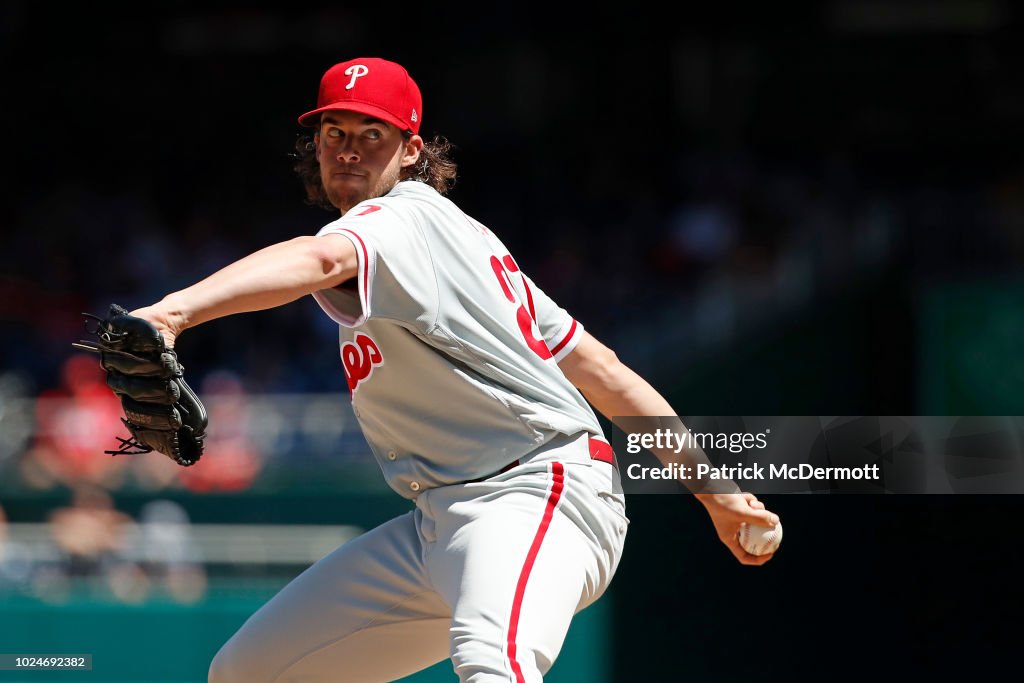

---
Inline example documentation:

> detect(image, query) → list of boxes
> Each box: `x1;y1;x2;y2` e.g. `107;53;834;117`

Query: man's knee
207;641;234;683
451;635;554;682
208;636;265;683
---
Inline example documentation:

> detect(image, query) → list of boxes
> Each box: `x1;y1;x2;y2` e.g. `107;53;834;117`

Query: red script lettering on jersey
341;333;383;392
489;255;552;360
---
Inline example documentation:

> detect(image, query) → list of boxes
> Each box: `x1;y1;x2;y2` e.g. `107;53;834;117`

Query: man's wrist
157;293;191;338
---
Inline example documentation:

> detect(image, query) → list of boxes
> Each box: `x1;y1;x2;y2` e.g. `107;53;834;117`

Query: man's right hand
695;492;781;565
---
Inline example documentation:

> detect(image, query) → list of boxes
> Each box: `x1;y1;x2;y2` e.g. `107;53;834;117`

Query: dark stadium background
2;2;1022;681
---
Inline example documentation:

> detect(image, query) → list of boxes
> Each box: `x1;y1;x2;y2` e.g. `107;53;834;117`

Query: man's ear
401;134;425;168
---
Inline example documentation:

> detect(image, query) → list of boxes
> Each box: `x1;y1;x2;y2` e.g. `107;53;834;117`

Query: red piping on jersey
333;228;370;306
549;319;578;356
506;462;565;683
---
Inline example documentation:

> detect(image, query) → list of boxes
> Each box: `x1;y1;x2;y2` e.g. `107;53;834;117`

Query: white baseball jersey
212;180;628;683
311;179;603;497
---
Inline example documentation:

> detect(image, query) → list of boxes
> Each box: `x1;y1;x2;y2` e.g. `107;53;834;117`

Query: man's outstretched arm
558;331;780;565
130;233;358;347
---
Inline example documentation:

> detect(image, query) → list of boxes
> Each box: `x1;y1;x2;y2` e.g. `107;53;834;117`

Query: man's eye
366;129;382;140
327;128;342;138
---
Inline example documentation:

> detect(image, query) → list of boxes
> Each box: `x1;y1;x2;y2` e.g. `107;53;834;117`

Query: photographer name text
626;462;881;481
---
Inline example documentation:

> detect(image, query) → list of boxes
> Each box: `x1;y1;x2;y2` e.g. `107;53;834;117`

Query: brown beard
322;160;404;214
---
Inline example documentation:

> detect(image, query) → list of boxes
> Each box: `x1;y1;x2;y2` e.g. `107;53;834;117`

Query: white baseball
738;522;783;556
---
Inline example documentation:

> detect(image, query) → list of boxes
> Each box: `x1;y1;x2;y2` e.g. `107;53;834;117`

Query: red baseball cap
297;57;422;134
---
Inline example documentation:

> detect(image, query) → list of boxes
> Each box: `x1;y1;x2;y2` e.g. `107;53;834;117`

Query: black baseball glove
73;304;207;466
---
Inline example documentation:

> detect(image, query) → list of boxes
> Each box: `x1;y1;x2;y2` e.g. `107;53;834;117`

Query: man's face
315;111;422;213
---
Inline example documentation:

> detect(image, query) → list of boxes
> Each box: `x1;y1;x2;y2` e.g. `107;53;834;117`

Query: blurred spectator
0;371;35;478
43;484;148;603
0;503;37;594
20;355;126;491
134;500;207;604
177;370;264;493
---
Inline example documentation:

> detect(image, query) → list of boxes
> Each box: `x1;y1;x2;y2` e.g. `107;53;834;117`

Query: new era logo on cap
298;57;423;134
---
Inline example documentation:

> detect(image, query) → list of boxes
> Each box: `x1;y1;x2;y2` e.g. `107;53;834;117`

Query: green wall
0;582;610;683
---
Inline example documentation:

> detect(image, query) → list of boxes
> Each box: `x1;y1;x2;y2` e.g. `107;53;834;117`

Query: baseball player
125;57;780;682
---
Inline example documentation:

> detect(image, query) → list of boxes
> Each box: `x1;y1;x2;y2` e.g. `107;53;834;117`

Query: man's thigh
422;463;625;682
209;511;451;683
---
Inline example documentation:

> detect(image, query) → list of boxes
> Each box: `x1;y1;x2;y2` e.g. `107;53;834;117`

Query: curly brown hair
292;132;458;211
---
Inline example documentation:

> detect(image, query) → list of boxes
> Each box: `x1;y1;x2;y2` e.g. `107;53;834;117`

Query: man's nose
335;139;360;162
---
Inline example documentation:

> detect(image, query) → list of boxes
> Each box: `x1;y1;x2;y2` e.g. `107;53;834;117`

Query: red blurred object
29;355;125;486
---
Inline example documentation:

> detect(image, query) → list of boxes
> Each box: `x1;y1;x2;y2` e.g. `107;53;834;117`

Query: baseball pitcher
87;57;780;682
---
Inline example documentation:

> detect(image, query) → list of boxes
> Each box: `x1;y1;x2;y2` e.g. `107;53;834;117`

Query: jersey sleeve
518;272;585;362
311;199;436;327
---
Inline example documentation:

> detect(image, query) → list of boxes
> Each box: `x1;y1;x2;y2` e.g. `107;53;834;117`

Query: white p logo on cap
344;64;369;90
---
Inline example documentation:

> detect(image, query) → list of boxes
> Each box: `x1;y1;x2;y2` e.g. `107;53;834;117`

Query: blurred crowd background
2;2;1023;681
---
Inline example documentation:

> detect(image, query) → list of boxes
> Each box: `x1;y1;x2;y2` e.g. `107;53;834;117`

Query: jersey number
342;333;383;392
489;255;552;360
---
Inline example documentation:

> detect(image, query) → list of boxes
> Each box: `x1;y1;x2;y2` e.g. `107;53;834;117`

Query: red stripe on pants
506;462;565;683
